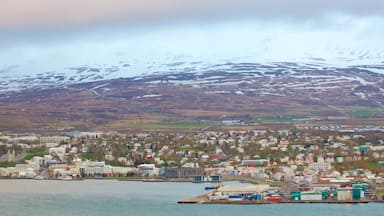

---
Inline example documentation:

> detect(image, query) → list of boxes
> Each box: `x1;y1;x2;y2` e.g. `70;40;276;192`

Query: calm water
0;180;383;216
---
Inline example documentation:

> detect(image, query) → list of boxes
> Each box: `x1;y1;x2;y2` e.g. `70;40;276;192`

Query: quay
178;183;384;205
118;178;190;182
178;194;383;204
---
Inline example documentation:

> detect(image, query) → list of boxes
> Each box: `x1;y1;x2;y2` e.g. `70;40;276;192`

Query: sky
1;0;384;78
1;0;384;26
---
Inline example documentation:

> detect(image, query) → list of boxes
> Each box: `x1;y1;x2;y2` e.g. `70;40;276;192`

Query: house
325;153;335;163
352;152;362;161
336;156;344;163
242;159;269;167
0;149;15;162
370;145;384;151
137;164;159;176
372;152;380;159
308;162;331;172
295;154;305;165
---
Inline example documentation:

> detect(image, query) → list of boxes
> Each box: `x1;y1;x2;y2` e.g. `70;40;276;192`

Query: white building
0;163;38;178
40;136;70;144
137;164;159;176
308;162;332;172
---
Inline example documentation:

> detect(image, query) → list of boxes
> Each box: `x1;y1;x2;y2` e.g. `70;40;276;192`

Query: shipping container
256;193;263;201
321;191;328;200
352;189;363;200
247;194;255;200
291;191;301;200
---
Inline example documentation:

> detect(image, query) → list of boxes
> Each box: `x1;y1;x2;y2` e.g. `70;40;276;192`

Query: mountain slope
0;62;384;131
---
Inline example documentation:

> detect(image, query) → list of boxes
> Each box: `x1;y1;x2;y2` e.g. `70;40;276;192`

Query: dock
178;193;384;204
177;194;209;204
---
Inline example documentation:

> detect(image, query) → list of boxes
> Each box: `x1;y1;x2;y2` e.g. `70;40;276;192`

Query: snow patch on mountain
0;57;383;94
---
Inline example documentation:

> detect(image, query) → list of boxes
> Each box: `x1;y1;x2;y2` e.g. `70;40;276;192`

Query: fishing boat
205;183;223;190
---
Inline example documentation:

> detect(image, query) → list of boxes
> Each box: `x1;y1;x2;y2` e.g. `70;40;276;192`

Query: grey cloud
0;0;383;27
1;0;383;51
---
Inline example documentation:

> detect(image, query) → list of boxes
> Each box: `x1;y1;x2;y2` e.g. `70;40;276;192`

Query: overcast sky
1;0;383;77
1;0;384;27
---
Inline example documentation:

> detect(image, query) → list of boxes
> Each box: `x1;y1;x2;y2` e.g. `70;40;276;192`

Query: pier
178;194;384;204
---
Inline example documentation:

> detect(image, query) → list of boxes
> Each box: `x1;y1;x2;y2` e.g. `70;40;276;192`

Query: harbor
178;195;380;204
178;181;384;205
178;193;384;204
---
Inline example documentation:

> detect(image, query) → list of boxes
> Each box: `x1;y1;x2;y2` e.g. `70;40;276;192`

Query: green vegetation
335;160;381;172
23;147;46;161
349;110;374;118
376;189;384;198
348;108;384;119
0;162;16;167
81;153;96;161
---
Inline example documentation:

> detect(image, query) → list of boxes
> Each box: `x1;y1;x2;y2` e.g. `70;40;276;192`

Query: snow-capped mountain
1;54;384;94
1;59;384;131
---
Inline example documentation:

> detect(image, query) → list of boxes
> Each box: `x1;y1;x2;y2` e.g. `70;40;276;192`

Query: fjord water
0;180;383;216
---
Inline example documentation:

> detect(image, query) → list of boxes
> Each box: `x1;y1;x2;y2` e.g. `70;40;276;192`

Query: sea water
0;180;383;216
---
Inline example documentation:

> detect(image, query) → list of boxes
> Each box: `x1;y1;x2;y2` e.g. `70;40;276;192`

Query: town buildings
0;128;383;185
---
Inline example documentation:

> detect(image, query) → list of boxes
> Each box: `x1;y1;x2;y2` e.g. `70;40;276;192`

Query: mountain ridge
1;61;384;131
1;54;384;93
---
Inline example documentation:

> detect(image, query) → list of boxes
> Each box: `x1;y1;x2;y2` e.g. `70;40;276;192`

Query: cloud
1;0;383;74
1;0;383;27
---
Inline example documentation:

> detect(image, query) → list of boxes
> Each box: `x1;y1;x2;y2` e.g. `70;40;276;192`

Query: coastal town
1;126;384;203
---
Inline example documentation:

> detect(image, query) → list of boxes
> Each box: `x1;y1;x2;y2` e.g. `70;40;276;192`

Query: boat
228;195;243;201
60;175;73;181
34;175;44;180
205;186;217;190
266;194;282;202
205;183;223;190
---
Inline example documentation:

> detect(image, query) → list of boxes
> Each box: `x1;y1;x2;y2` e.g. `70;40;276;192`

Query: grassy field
0;162;16;167
349;110;374;118
23;147;46;161
348;108;384;119
334;160;382;172
376;189;384;198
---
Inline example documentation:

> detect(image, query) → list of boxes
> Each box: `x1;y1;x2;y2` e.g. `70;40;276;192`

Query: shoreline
0;176;193;182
